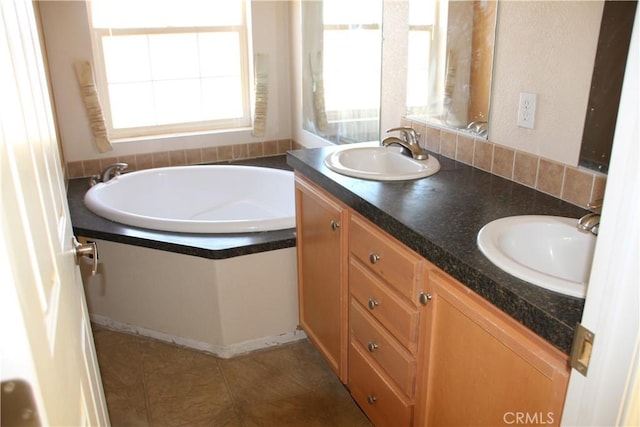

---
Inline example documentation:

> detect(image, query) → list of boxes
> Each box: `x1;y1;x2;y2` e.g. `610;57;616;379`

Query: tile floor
92;326;373;426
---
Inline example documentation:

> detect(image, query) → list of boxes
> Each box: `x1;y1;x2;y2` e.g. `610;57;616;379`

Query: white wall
490;1;603;167
38;1;293;163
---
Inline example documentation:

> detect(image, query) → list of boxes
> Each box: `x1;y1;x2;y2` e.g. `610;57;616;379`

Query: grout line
559;165;567;202
533;155;541;190
135;335;153;427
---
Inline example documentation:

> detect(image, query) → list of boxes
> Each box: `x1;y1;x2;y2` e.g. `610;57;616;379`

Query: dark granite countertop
68;156;296;260
287;145;589;354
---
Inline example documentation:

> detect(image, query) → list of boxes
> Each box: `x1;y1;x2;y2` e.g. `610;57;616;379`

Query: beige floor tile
93;328;149;426
93;327;370;427
218;341;336;408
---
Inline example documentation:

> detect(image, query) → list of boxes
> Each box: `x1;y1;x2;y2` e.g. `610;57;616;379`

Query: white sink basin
477;216;596;298
324;146;440;181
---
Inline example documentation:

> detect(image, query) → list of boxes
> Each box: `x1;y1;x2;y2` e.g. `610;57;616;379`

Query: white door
561;6;639;426
0;1;109;426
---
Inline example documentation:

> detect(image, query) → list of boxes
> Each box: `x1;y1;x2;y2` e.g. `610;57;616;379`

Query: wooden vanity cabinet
294;173;348;382
415;266;570;427
347;212;426;427
294;174;570;426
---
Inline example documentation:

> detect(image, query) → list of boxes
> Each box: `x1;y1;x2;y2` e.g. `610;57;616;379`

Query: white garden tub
84;165;295;233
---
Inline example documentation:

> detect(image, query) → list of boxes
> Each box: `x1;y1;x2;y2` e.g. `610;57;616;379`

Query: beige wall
38;1;293;163
82;240;301;357
490;1;603;167
295;0;605;169
40;1;604;170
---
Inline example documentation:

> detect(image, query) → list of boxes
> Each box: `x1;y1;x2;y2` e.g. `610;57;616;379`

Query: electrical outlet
517;92;537;129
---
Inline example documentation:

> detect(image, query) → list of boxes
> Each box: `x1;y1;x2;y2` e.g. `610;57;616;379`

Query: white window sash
88;16;251;139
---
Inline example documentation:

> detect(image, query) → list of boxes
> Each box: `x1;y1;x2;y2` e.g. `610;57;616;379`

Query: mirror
301;0;497;144
301;0;383;144
579;0;637;173
404;0;497;138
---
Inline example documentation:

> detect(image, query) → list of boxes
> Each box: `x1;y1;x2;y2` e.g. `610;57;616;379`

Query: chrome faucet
577;199;603;235
90;162;128;186
102;162;128;182
466;120;488;137
381;127;428;160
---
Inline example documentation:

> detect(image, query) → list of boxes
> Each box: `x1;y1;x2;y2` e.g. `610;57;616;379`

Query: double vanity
288;143;591;426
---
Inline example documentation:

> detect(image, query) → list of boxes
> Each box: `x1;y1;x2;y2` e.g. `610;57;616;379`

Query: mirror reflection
302;0;497;144
405;0;497;138
301;0;383;144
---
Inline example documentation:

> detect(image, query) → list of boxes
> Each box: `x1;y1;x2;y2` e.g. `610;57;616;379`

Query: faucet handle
386;127;420;145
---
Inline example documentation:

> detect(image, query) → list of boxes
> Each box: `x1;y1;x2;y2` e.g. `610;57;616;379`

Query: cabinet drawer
349;341;413;427
349;213;422;303
350;258;419;352
350;299;417;398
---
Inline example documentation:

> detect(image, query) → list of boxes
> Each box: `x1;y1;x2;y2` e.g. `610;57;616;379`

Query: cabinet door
416;267;570;427
295;174;348;381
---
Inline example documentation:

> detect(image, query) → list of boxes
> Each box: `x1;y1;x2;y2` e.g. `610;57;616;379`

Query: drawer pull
419;292;433;305
367;342;379;352
369;252;381;264
367;395;377;405
368;299;379;310
330;220;340;231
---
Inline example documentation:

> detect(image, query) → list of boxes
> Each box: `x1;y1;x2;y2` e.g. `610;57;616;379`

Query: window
88;0;250;138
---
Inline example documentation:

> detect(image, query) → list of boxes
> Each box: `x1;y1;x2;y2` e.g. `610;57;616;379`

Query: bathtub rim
67;156;296;260
84;164;296;234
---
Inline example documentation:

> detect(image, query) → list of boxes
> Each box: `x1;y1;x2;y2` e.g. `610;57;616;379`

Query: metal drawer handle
330;220;340;231
419;292;433;306
369;252;380;264
367;342;379;353
368;299;379;310
367;395;377;405
73;237;97;276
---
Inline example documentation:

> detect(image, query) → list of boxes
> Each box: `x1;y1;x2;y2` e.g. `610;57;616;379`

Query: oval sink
477;216;596;298
324;146;440;181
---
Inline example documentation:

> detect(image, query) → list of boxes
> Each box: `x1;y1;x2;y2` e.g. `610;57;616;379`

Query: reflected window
303;0;382;144
406;0;496;135
406;0;440;117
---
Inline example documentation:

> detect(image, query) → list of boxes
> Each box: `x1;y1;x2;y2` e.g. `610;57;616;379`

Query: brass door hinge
570;323;596;376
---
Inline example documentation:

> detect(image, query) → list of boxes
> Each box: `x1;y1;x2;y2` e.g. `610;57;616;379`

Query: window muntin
88;0;250;138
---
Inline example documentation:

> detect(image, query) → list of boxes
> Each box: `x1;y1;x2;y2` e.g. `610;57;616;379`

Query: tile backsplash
406;119;607;209
68;127;605;210
66;139;301;180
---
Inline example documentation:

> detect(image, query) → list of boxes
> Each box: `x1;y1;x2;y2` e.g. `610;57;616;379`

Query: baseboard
89;314;307;358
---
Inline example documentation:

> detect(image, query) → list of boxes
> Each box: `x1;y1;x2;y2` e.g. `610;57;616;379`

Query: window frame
87;2;252;140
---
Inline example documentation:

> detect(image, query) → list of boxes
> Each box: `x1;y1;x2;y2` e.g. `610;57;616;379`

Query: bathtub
74;161;303;357
84;165;295;233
